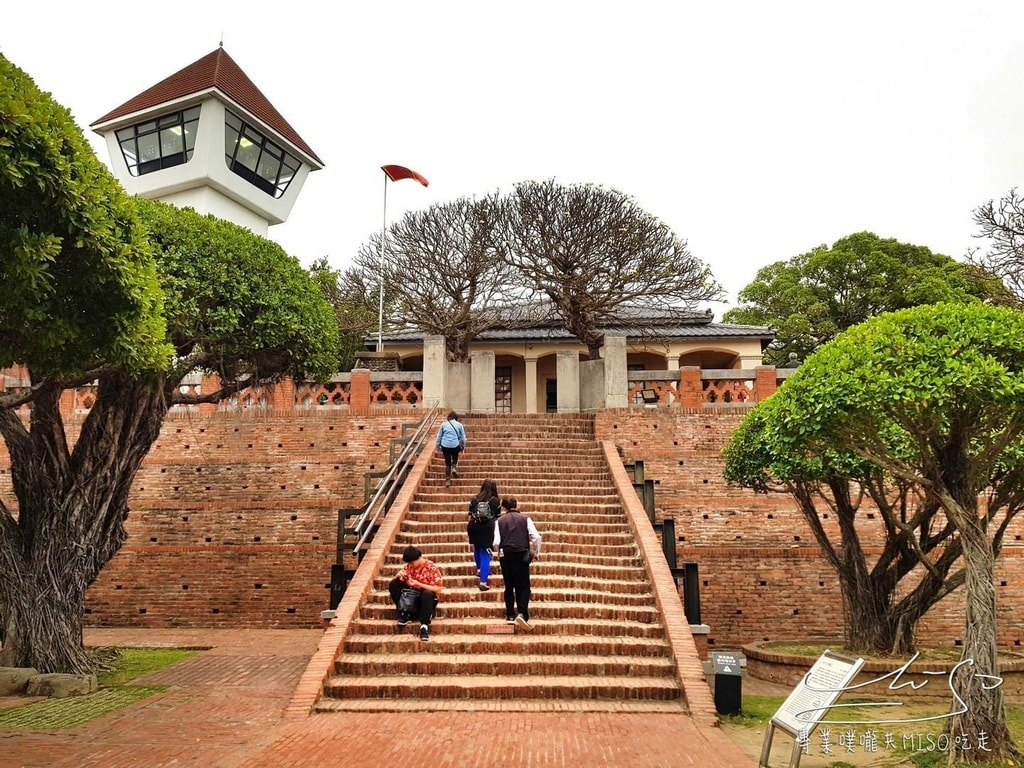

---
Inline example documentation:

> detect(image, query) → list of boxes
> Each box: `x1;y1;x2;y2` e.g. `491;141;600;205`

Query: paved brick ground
1;628;762;768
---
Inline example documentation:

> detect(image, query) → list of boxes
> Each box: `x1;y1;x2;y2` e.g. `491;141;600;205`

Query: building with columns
358;306;774;414
90;45;322;234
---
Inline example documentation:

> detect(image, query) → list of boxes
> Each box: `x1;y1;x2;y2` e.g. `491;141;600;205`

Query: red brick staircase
315;413;689;712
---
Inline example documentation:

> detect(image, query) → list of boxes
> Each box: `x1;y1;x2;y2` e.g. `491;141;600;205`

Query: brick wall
0;408;416;629
4;404;1024;648
595;408;1024;652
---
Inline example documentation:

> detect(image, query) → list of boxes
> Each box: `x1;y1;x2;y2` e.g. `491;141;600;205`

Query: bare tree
971;188;1024;302
355;193;526;361
491;180;723;357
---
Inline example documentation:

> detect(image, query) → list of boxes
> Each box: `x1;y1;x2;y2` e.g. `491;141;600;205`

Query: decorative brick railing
2;365;795;417
628;367;798;409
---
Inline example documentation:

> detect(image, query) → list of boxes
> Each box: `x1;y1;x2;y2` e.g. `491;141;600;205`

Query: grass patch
0;646;198;731
0;686;164;729
727;694;1024;767
96;647;197;687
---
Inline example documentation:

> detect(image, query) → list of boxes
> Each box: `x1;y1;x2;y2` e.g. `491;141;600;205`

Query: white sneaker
514;615;533;632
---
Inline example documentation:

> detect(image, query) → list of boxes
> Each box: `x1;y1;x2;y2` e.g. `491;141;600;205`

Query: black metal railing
328;401;443;609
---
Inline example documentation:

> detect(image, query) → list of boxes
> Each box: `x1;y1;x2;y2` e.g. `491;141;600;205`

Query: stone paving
0;628;762;768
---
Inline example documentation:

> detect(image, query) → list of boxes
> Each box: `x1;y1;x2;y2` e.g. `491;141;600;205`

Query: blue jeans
473;546;493;582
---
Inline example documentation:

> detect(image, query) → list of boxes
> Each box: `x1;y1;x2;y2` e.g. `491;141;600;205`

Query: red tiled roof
91;47;322;165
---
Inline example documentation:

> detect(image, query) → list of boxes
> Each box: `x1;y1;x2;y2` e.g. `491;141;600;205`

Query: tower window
224;111;300;198
116;107;200;176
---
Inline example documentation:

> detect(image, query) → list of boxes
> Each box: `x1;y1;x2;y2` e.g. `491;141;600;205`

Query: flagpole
376;172;388;353
375;165;427;354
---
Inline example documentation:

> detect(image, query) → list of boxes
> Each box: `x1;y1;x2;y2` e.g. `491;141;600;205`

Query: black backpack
470;499;496;524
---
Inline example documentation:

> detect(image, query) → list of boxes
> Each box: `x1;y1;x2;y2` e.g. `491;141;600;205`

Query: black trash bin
710;651;742;715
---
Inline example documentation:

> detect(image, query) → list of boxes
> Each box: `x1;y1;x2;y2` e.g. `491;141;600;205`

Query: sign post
759;650;864;768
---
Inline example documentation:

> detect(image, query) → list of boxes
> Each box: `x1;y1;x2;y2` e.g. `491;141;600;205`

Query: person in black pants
493;497;542;631
388;545;444;641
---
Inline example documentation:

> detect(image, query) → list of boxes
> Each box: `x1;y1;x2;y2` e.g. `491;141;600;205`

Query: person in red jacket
389;545;444;641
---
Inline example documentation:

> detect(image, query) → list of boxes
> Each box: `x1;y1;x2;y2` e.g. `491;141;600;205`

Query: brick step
417;483;610;495
417;481;614;493
320;674;682;702
394;529;637;546
396;514;626;526
350;618;667;638
363;588;662;610
381;552;644;569
403;520;634;536
390;537;640;559
408;500;625;513
429;467;610;479
393;531;638;549
372;574;655;595
332;652;676;677
443;453;604;464
358;602;662;623
341;633;674;657
445;444;604;454
442;450;602;462
313;698;686;714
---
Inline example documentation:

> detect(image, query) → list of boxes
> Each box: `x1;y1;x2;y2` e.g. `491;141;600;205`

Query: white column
422;335;447;408
525;357;538;414
470;350;496;413
556;350;580;413
602;335;628;409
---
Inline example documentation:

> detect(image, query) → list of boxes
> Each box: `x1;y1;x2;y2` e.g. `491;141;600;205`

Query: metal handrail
351;400;443;557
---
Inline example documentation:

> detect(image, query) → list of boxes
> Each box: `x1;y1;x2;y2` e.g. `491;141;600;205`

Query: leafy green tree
493;180;722;358
308;258;377;371
731;303;1024;763
724;398;963;655
0;55;337;673
724;231;1013;366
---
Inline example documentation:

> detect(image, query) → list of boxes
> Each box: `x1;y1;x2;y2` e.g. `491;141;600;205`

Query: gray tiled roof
367;305;774;346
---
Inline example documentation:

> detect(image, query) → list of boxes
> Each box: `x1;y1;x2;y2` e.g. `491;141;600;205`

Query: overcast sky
4;1;1023;314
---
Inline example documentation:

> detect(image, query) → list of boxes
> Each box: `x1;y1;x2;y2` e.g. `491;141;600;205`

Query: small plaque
711;652;742;676
485;624;516;634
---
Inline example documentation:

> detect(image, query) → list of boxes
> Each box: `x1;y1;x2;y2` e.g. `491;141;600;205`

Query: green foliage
136;199;338;383
308;258;377;371
724;232;1013;366
778;303;1024;473
0;54;170;377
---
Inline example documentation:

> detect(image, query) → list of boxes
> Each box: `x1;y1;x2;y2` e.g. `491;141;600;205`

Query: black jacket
466;496;499;548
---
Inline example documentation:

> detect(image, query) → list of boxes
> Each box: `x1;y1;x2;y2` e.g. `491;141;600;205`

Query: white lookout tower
91;46;323;235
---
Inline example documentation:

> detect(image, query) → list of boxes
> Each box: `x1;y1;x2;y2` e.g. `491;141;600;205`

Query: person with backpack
435;411;467;487
494;497;542;631
467;478;501;591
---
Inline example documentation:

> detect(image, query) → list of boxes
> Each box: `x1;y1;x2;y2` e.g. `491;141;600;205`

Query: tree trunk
0;374;168;673
945;515;1022;764
838;572;915;655
0;565;89;672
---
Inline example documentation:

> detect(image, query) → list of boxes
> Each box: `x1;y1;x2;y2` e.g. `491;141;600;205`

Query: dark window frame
224;111;301;199
116;106;200;177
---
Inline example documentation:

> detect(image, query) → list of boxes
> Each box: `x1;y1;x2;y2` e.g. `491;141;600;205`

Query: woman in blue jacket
435;411;466;487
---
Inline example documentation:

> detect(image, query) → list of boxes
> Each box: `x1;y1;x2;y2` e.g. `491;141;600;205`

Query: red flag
381;164;429;187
